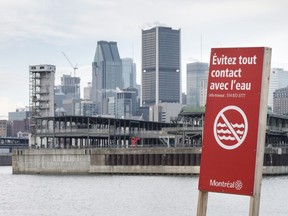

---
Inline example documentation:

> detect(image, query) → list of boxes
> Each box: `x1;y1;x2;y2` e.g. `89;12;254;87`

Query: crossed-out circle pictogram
213;105;248;150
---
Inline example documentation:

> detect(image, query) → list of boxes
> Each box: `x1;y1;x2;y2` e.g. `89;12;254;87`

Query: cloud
0;97;26;119
1;0;288;118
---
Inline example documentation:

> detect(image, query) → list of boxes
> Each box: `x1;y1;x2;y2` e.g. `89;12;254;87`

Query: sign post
197;47;272;215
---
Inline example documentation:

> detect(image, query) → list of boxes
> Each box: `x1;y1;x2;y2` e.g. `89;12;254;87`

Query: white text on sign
212;54;257;65
209;54;257;92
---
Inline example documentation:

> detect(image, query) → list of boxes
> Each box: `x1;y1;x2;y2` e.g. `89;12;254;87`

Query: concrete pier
12;148;201;175
12;148;288;175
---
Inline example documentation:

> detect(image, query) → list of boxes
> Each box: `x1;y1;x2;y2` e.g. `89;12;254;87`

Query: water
0;166;287;216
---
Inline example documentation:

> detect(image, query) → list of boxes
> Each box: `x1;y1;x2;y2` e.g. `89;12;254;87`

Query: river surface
0;166;287;216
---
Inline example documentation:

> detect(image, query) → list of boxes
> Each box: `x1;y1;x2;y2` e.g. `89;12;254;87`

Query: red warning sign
198;47;270;196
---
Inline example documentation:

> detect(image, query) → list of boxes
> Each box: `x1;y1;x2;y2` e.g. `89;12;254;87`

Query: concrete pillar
106;155;111;165
179;154;184;166
74;138;77;148
122;154;127;165
138;154;144;165
196;154;201;166
133;154;138;165
155;154;160;165
161;154;166;165
167;154;172;165
191;154;195;165
144;154;149;165
128;154;132;165
184;154;190;165
149;154;154;165
112;154;116;165
173;154;179;166
107;154;112;165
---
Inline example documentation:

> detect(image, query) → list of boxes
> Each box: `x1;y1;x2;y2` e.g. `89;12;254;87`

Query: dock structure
31;115;179;148
11;111;288;175
13;148;202;175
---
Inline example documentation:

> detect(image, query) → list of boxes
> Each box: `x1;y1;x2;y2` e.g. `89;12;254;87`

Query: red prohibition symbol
213;105;248;150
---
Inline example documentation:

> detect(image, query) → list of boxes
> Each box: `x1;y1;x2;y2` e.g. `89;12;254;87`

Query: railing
35;128;169;138
266;143;288;148
267;125;288;133
162;126;203;132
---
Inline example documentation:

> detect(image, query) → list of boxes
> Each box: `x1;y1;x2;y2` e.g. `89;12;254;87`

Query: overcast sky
1;0;288;118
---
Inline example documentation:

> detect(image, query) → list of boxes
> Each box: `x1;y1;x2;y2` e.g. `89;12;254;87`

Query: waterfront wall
0;154;12;166
12;148;288;175
263;166;288;175
12;148;201;175
13;149;90;174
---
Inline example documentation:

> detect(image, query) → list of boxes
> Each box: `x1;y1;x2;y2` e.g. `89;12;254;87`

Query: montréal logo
210;179;243;190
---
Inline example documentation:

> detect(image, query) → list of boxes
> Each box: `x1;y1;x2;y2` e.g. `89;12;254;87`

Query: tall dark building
142;26;181;107
92;41;122;115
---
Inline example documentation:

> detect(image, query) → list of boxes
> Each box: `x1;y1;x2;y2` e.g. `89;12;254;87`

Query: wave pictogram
217;123;227;127
231;123;245;128
216;129;231;134
235;129;244;135
216;121;245;140
218;135;236;141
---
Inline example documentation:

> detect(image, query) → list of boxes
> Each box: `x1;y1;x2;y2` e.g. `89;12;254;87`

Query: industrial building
29;64;55;146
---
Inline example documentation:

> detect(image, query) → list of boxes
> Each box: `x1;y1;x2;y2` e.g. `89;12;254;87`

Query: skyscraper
54;74;80;113
273;86;288;115
122;58;136;89
116;87;138;119
60;74;80;99
83;82;92;100
268;68;288;110
92;41;122;115
142;26;181;107
186;62;209;107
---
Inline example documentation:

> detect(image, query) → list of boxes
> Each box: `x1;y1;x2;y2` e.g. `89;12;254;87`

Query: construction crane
61;51;78;77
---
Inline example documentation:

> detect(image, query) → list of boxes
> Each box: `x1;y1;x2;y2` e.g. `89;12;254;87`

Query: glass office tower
142;26;181;107
92;41;122;114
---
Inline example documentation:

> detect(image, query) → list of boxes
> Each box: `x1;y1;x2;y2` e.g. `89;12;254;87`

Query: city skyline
1;0;288;117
